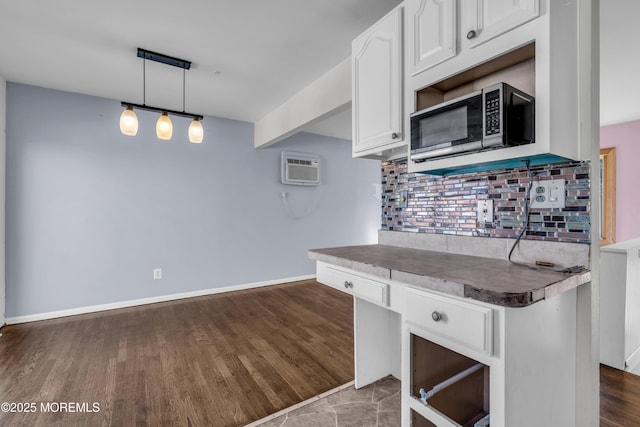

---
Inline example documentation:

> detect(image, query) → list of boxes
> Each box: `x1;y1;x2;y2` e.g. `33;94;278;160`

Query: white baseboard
6;275;316;325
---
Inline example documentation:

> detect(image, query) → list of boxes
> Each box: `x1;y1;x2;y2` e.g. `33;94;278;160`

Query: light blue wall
0;76;5;325
6;83;381;318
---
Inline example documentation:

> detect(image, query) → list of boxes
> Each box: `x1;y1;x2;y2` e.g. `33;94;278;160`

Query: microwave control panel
484;89;502;137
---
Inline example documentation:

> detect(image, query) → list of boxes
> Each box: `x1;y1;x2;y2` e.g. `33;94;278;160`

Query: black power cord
508;160;533;263
506;160;586;275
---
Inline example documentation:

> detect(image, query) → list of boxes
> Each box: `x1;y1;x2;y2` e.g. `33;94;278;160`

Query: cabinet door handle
344;281;353;289
467;30;477;40
391;132;399;140
431;311;443;322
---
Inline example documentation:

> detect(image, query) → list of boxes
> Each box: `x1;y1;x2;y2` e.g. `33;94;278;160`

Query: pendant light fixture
188;118;203;143
156;112;173;140
120;48;204;142
119;106;138;135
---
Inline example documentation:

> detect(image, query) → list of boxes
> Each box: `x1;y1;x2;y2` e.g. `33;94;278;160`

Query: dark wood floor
0;280;354;427
2;281;640;426
601;364;640;426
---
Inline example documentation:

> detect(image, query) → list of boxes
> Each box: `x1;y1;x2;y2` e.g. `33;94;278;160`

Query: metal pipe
419;363;485;403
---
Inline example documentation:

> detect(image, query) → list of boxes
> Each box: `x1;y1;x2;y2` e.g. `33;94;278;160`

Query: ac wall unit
281;151;320;186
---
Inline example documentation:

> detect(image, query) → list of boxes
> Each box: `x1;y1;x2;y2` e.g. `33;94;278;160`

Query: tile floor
253;376;401;427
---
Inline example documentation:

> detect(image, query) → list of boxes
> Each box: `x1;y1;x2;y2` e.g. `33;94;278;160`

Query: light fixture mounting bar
121;102;203;120
137;48;191;70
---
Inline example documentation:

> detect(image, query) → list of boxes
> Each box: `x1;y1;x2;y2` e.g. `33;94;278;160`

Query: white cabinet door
462;0;539;49
407;0;456;76
352;6;403;154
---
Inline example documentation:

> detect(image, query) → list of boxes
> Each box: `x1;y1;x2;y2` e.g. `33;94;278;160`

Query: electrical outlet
477;200;494;223
153;268;162;280
530;179;566;209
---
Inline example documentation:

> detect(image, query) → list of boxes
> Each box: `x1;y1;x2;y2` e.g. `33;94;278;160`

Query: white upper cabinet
407;0;457;76
407;0;538;75
461;0;540;49
352;0;593;172
352;6;405;159
404;0;595;175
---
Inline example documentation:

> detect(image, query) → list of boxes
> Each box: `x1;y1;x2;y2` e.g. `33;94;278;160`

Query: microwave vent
281;151;320;186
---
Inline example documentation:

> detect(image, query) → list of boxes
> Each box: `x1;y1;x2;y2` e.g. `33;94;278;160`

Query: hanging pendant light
120;48;205;142
119;106;138;136
183;67;204;143
188;118;204;143
156;113;173;140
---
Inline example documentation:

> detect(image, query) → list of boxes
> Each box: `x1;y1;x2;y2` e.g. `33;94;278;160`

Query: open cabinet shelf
416;42;535;112
411;334;490;426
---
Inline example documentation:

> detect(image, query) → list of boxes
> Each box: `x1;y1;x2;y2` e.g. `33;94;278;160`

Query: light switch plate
398;190;408;208
477;200;494;223
530;179;566;209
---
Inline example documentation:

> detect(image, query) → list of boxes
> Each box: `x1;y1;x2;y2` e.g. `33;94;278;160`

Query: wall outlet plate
153;268;162;280
477;199;494;223
531;179;566;209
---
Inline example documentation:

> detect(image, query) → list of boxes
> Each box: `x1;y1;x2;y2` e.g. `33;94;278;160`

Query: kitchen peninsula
309;231;592;426
343;0;598;422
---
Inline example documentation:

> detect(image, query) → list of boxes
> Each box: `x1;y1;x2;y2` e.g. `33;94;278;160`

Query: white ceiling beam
254;57;351;149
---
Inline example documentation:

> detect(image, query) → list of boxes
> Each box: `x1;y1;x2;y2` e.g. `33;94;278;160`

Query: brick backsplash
381;160;591;243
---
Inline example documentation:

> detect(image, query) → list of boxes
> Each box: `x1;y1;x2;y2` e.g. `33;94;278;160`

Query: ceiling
0;0;637;139
0;0;401;140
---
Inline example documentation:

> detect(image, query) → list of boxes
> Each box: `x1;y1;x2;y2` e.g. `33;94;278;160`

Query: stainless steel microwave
410;82;535;162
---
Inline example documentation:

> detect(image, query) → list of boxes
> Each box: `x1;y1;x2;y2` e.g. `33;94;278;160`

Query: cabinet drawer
317;263;389;307
405;287;493;356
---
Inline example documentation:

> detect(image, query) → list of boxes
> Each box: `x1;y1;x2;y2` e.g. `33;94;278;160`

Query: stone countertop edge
308;247;592;308
307;250;392;280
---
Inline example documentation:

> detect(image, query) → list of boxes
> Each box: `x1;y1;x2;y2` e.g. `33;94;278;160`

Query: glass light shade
188;118;204;143
156;113;173;140
119;106;138;136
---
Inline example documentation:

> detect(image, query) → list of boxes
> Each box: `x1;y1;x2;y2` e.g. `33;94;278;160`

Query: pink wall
601;119;640;242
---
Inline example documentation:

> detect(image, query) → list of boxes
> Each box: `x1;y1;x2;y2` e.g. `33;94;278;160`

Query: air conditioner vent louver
281;151;320;186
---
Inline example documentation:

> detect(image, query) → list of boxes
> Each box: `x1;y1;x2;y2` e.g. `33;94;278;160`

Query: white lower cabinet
315;261;582;426
404;286;580;427
354;297;402;388
600;239;640;372
316;262;400;388
404;288;494;427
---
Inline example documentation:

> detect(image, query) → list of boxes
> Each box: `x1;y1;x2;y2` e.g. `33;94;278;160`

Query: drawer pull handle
344;281;353;289
431;311;443;322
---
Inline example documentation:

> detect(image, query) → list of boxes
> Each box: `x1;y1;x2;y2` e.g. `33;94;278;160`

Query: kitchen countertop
308;244;591;307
